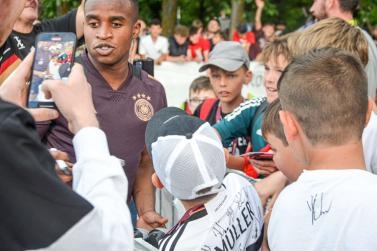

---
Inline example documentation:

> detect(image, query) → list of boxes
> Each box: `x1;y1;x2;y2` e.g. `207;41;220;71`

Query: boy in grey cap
194;41;253;158
145;107;264;251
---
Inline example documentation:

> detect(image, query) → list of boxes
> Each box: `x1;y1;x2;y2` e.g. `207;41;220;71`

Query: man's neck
328;11;354;23
151;35;159;42
305;141;365;171
13;19;34;34
220;96;244;114
88;54;130;91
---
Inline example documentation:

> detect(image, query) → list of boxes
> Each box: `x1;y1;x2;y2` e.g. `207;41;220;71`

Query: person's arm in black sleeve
0;100;93;250
39;0;85;39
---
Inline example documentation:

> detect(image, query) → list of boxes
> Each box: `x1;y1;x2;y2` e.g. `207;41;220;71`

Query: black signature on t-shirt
307;193;332;225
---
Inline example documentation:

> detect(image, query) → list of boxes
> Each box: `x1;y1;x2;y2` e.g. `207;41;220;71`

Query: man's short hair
339;0;359;13
279;48;368;146
262;99;288;146
174;25;189;37
288;17;368;66
85;0;139;21
261;35;292;64
190;76;213;93
150;18;161;27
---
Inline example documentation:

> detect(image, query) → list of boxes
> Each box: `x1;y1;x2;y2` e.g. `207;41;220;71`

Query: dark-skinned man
38;0;168;230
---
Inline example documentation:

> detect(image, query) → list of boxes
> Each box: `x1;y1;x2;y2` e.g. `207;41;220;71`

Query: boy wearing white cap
145;107;264;251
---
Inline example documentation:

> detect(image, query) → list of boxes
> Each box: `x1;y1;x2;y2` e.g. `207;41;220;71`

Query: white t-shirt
268;169;377;251
159;173;264;251
363;111;377;174
139;35;169;60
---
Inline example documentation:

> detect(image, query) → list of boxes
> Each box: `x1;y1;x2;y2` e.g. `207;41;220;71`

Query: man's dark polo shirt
38;51;167;202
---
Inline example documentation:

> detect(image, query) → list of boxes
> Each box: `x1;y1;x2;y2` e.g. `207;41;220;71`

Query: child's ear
151;173;164;189
365;98;375;127
279;110;299;143
244;70;253;85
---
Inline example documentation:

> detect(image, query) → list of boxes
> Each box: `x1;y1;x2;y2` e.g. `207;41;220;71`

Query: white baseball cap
145;107;226;200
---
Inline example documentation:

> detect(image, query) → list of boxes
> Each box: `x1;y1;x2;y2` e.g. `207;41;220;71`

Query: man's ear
326;0;336;11
365;98;375;126
132;20;141;39
279;110;299;143
151;173;164;189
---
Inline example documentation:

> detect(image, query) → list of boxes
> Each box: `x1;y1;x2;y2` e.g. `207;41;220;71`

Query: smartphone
27;32;77;108
241;152;274;161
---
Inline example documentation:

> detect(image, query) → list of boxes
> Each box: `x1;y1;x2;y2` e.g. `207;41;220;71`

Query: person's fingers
250;159;276;168
19;48;35;82
68;63;86;85
49;149;70;162
27;108;59;122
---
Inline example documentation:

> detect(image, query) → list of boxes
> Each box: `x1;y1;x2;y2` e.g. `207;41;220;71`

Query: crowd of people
1;0;377;250
134;0;282;65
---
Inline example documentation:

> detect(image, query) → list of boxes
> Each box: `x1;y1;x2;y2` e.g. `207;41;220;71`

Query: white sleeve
363;112;377;174
41;127;134;251
162;37;169;54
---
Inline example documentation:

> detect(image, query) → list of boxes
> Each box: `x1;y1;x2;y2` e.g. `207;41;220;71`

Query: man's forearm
133;148;156;215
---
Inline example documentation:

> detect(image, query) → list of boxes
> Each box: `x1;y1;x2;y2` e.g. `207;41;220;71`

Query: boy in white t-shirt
145;107;264;251
139;19;168;64
265;48;377;251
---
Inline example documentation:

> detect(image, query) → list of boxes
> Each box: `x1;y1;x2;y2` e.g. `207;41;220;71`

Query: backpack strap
199;99;217;121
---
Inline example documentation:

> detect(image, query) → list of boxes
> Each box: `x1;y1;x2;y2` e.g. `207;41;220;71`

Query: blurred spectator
167;25;189;63
139;19;168;65
204;18;221;40
182;76;216;115
218;10;231;32
192;19;204;36
0;0;85;84
232;23;256;53
275;24;287;36
187;26;210;62
204;18;222;50
211;31;227;50
250;0;276;60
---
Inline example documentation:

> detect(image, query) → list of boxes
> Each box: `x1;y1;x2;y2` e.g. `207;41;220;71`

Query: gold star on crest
147;96;151;101
137;93;141;98
133;96;137;100
141;94;146;98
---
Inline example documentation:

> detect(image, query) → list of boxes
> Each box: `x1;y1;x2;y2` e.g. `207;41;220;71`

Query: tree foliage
40;0;377;34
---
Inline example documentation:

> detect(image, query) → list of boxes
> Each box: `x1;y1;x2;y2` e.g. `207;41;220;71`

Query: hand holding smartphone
241;151;274;161
27;32;77;108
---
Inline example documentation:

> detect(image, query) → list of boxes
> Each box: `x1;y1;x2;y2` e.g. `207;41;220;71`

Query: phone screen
28;33;76;108
241;152;274;161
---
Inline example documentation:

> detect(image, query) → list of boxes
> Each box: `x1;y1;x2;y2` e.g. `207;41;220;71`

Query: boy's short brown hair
190;76;213;94
261;35;292;64
174;25;189;38
288;17;368;66
262;99;288;146
279;48;368;146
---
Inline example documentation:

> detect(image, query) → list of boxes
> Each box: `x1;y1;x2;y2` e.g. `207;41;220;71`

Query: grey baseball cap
199;41;250;72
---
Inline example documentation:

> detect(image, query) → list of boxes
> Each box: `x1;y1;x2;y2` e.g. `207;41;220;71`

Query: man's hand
0;50;59;121
50;149;73;183
137;211;168;230
41;64;98;134
249;159;278;176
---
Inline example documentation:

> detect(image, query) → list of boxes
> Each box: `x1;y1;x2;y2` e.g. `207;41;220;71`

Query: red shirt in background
232;31;256;44
188;37;210;59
